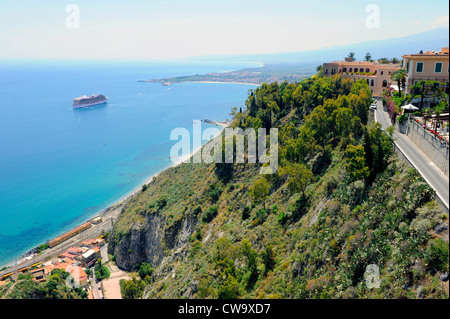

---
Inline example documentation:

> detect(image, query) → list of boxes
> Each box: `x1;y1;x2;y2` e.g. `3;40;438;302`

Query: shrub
202;205;218;223
218;276;240;299
138;262;154;282
424;238;449;272
120;277;146;299
208;183;222;202
261;245;276;275
277;211;288;226
193;206;202;216
242;206;251;220
397;114;407;123
156;196;168;210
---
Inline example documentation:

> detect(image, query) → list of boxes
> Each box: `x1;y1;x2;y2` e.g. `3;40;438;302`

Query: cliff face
108;209;198;271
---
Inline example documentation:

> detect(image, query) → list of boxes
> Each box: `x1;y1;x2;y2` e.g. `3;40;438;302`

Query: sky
0;0;448;60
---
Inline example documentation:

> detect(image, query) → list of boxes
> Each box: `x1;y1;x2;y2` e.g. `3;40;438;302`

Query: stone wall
405;120;449;177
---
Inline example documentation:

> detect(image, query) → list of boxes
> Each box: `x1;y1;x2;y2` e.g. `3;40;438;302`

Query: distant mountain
190;27;449;64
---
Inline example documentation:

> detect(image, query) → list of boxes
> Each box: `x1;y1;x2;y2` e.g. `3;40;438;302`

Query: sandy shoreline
1;124;227;269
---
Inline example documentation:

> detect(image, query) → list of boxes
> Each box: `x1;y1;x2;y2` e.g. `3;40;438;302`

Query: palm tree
391;57;400;64
379;57;389;64
365;52;372;61
391;69;406;96
348;52;356;61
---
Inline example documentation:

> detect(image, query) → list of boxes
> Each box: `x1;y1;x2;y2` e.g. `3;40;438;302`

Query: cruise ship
72;94;108;109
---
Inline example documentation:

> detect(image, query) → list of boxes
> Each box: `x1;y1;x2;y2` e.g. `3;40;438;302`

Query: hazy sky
0;0;448;60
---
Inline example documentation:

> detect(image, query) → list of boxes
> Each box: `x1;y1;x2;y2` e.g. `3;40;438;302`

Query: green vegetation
94;258;110;281
120;276;146;299
37;244;49;254
3;270;87;299
110;75;448;299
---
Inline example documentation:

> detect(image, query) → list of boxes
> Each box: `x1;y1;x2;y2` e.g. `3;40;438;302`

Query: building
60;247;84;259
323;59;401;97
30;267;46;283
80;248;101;267
68;265;88;288
402;47;449;95
80;237;105;248
91;217;103;225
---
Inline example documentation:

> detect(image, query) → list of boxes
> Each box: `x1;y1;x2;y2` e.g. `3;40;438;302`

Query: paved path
375;104;449;209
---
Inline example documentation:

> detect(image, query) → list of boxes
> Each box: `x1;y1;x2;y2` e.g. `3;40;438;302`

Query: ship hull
73;100;107;109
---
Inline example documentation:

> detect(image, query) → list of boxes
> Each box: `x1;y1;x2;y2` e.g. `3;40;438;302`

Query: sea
0;60;259;267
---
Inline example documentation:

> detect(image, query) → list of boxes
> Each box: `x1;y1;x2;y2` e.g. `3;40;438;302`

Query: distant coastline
139;79;261;86
139;63;316;86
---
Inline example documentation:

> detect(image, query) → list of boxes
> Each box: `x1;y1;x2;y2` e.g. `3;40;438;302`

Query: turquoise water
0;60;257;266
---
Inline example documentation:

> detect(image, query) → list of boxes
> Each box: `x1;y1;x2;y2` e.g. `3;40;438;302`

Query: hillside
107;76;449;299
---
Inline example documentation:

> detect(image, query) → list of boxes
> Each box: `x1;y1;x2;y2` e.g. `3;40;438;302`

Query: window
360;68;364;72
343;68;347;73
416;62;424;72
371;79;375;86
380;70;384;75
382;80;387;87
365;68;370;73
435;62;443;73
349;68;352;72
331;69;336;75
325;68;328;74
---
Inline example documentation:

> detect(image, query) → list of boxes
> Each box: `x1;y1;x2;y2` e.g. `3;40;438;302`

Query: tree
240;240;258;289
279;163;313;199
410;80;447;110
364;52;372;62
379;57;389;64
363;127;374;176
424;238;449;272
348;52;355;61
391;69;406;95
250;177;270;208
391;57;400;64
138;262;154;282
120;276;146;299
261;245;276;275
345;144;370;182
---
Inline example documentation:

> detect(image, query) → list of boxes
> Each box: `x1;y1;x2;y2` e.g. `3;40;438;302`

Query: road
374;102;449;209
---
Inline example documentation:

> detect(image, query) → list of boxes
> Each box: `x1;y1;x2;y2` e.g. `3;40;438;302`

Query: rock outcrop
108;211;198;271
